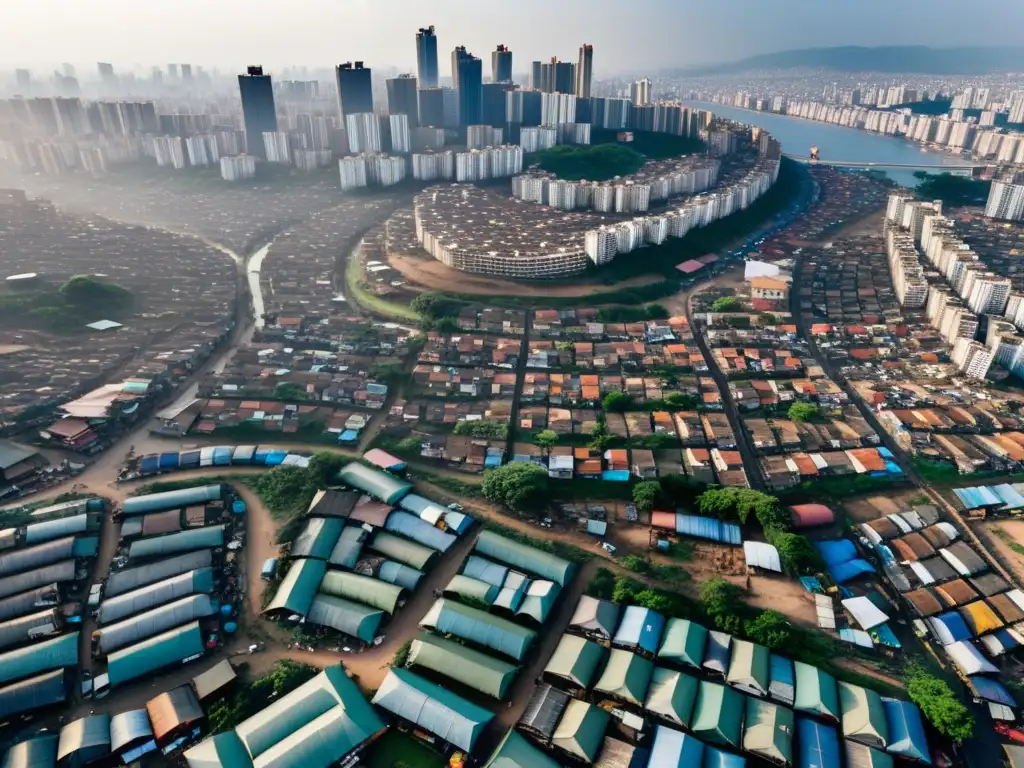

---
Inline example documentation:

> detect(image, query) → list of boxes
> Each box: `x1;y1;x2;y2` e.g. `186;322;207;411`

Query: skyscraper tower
387;74;419;126
452;47;482;126
416;26;439;88
335;62;373;121
237;66;277;159
576;44;593;98
491;45;512;83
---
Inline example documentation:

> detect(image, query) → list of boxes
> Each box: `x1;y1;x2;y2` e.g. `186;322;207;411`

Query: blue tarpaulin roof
882;698;930;763
601;470;631;482
993;484;1024;510
798;716;839;768
816;540;875;584
954;486;1002;509
928;612;973;645
870;624;901;649
968;675;1016;707
703;745;746;768
613;605;665;655
675;514;742;545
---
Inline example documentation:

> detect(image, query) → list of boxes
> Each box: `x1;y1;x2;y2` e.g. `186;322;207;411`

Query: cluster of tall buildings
409;145;523;183
985;180;1024;222
338;152;407;190
885;191;1024;380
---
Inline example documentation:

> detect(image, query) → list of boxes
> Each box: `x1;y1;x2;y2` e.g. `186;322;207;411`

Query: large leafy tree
905;666;975;743
773;532;822;574
632;480;664;514
481;462;549;512
744;610;792;651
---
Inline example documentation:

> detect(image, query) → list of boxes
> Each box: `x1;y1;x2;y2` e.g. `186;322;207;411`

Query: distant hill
670;46;1024;76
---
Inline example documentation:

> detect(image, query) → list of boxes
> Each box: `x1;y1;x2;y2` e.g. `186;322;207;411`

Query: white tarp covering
743;541;782;573
945;641;998;675
841;597;889;631
814;594;836;630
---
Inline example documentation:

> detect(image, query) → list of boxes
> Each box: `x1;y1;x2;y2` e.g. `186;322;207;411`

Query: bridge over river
783;153;985;175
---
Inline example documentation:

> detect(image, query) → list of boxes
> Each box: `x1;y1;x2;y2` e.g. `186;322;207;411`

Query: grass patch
193;421;339;445
0;275;134;334
344;255;420;322
994;527;1024;556
531;143;645;181
550;477;636;501
207;660;317;734
365;731;446;768
409;468;484;498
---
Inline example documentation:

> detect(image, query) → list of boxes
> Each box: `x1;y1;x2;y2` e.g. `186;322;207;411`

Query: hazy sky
4;0;1024;74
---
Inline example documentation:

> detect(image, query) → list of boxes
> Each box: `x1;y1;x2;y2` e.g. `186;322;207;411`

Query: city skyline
5;0;1024;72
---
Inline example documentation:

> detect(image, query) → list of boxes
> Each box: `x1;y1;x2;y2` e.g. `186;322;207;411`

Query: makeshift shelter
726;639;770;697
939;542;987;577
643;667;698;727
960;600;1003;635
0;631;78;685
658;618;707;669
839;681;889;749
474;530;576;585
569;595;620;641
517;580;560;624
262;558;326;617
98;568;215;625
94;594;215;655
319;570;404;614
290;517;344;560
377;560;423;591
305;595;383;643
612;605;665;656
2;735;58;768
482;728;562;768
329;526;367;569
945;640;997;675
744;541;782;572
128;526;225;562
550;699;609;763
926;612;973;646
122;485;221;516
147;685;204;747
369;532;436;570
0;669;67;721
105;621;204;687
881;697;929;762
592;648;654;706
408;632;518;699
518;684;569;741
337;462;411;505
384;511;456;552
793;661;840;720
691;680;743;747
445;574;499;606
544;634;605;689
420;599;536;661
789;504;835;529
842;596;890;631
768;654;795;706
743;697;794;765
372;668;494;753
57;714;110;768
192;659;237;702
844;741;894;768
463;555;509;587
798;717;840;768
702;631;731;676
647;725;705;766
104;550;213;597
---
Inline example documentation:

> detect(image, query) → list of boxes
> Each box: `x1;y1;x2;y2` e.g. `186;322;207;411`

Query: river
684;101;975;186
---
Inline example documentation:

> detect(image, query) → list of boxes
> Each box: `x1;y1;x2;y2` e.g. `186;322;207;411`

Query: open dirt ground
842;489;931;524
387;251;662;297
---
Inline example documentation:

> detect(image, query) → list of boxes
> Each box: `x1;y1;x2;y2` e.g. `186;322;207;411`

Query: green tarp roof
592;648;654;706
658;618;707;668
544;634;605;688
482;728;561;768
319;570;403;614
185;665;384;768
551;699;609;762
290;517;344;560
475;530;576;586
337;462;412;505
128;525;225;562
743;696;794;764
420;599;536;661
306;595;383;643
839;681;889;750
445;574;499;606
0;631;78;685
644;667;699;727
106;621;204;687
726;639;770;696
99;567;214;625
516;580;560;624
691;680;744;748
372;667;494;753
794;661;840;720
1;734;58;768
408;632;518;699
263;558;327;617
370;532;436;570
569;595;620;639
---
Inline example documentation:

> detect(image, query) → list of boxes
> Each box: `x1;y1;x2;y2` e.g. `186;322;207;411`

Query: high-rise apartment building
952;337;993;380
366;154;406;186
345;112;382;153
220;155;256;182
506;89;542;126
15;69;31;92
452;47;482;127
388;114;412;153
630;79;651;106
492;45;512;83
387;75;419;126
481;82;512;127
576;44;593;98
262;131;291;164
238;66;277;159
185;134;219;167
339;155;368;190
985;181;1024;222
466;125;503;149
416;26;439;88
336;62;373;121
412;150;455;181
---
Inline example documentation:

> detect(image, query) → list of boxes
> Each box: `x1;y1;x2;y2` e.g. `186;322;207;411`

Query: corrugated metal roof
372;667;493;752
0;669;66;721
1;734;58;768
106;622;204;687
57;714;110;763
192;659;237;701
110;709;154;752
0;631;77;685
845;740;894;768
408;632;518;699
420;599;535;661
518;683;569;740
319;570;403;614
306;595;383;643
675;514;742;545
475;530;576;585
743;541;782;572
